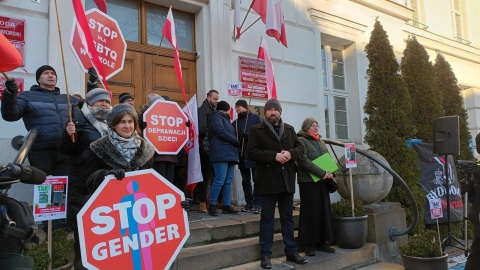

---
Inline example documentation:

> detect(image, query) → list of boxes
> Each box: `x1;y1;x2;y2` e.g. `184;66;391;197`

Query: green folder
309;153;339;182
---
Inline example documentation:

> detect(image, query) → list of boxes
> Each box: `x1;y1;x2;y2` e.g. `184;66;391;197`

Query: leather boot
208;204;218;216
198;202;207;213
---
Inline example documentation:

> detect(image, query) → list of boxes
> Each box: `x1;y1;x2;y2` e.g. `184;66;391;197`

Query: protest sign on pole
33;176;68;221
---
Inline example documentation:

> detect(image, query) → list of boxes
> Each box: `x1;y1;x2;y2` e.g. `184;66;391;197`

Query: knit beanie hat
264;98;282;113
36;65;57;82
235;99;248;110
106;104;137;128
85;88;111;106
216;101;230;112
147;93;164;106
119;92;134;103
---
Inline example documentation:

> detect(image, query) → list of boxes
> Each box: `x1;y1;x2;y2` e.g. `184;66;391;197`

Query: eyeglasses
311;124;319;128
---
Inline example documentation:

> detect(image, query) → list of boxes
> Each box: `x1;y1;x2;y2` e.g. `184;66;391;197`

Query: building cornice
349;0;412;21
309;8;368;36
404;26;480;64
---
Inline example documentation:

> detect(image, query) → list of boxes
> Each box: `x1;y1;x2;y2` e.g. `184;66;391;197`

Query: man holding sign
296;117;336;256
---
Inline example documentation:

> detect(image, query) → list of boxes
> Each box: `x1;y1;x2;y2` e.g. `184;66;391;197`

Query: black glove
242;133;248;141
460;179;473;194
5;79;19;95
88;67;98;83
107;168;125;180
181;200;190;210
186;120;191;127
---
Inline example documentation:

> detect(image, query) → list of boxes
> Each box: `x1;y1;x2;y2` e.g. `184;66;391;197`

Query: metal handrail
323;139;418;240
13;128;38;164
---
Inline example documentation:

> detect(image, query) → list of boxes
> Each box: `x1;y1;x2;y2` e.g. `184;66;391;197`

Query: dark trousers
466;236;480;270
259;192;297;257
28;150;70;232
240;167;261;207
153;161;175;183
195;148;212;202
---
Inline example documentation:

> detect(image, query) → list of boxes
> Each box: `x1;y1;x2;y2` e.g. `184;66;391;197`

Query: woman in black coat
296;117;336;256
57;88;112;269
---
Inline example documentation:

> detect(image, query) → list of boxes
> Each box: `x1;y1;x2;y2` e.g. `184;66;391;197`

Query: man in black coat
195;89;219;212
248;98;307;269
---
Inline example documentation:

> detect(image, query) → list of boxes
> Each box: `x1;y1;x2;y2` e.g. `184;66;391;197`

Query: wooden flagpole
233;6;253;41
54;0;74;142
239;17;261;38
1;72;9;80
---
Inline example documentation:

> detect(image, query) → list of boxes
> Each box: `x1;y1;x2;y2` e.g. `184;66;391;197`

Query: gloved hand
460;179;473;194
107;168;125;180
181;200;190;210
88;67;98;83
5;79;19;95
186;120;191;127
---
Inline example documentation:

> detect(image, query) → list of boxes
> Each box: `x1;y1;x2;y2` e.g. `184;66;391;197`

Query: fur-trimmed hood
90;136;155;171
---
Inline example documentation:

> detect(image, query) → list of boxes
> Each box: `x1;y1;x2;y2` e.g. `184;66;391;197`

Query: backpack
0;195;39;255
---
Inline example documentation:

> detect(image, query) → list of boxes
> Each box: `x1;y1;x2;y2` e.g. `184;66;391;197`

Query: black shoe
208;204;218;216
242;204;254;212
260;256;272;269
286;253;308;264
222;205;239;214
305;246;316;256
316;242;335;253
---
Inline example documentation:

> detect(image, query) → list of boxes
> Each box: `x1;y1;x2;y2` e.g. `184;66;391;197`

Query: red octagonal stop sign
77;169;189;270
69;8;126;80
143;100;189;155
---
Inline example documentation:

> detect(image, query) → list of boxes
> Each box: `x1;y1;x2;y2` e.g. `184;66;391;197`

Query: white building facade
1;0;479;202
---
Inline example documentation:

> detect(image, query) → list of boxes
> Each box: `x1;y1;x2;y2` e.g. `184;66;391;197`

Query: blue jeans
259;192;297;257
210;162;235;206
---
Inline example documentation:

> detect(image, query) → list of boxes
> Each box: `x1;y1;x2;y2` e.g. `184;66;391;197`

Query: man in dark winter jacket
195;89;219;212
462;133;480;270
1;65;78;231
232;99;262;213
248;98;307;269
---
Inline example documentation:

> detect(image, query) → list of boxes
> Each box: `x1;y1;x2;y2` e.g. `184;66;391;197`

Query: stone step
221;243;377;270
357;262;404;270
185;207;299;247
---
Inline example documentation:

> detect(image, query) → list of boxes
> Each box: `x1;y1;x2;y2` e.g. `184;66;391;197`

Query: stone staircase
170;205;405;270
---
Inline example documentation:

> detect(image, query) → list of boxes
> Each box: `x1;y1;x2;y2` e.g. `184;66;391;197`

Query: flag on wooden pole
234;0;242;39
93;0;107;13
0;32;22;73
258;36;277;99
250;0;287;47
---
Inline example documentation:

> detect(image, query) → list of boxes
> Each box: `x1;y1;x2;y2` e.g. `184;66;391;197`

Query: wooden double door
105;42;197;109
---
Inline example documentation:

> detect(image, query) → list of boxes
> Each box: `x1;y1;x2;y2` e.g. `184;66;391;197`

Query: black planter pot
333;215;368;249
401;252;448;270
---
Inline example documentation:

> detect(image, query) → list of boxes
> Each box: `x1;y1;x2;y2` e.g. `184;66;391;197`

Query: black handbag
326;178;339;193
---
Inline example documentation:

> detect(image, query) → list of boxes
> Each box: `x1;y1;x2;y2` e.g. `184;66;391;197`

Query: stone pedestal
365;202;408;263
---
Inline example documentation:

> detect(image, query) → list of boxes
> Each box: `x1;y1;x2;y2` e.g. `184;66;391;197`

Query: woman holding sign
296;117;336;256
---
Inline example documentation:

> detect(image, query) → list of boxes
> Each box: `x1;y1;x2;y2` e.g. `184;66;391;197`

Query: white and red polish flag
250;0;287;48
162;7;193;116
234;0;242;39
182;95;203;194
72;0;110;94
93;0;107;13
258;36;277;99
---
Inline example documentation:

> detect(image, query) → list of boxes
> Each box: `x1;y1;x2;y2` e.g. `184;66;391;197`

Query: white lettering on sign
150;115;184;127
157;136;178;142
0;21;16;27
88;18;118;40
90;193;176;235
92;224;180;261
147;128;186;135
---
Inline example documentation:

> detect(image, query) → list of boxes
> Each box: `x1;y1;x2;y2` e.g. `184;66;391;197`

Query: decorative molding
309;8;368;36
349;0;412;21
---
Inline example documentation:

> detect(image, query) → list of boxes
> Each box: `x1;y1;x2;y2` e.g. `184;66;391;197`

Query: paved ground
446;239;471;270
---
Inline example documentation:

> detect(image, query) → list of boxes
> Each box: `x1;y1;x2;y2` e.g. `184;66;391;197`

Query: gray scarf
108;130;141;163
264;118;284;141
81;103;110;137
